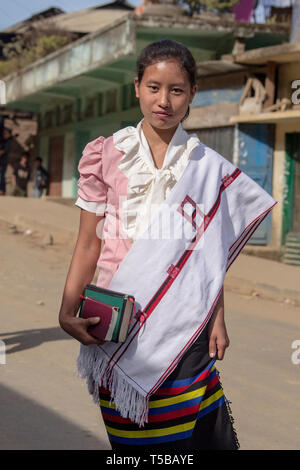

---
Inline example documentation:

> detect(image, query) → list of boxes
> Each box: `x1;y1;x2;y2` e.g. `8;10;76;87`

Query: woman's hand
207;287;230;360
59;315;105;346
207;316;230;360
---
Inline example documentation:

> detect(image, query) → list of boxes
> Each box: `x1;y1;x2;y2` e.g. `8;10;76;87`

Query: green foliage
0;57;18;78
0;34;69;78
182;0;239;15
23;35;69;64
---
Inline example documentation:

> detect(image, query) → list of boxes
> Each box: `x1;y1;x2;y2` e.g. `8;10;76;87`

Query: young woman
59;40;276;450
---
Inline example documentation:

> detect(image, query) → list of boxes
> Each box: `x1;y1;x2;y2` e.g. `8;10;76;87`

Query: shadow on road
0;383;110;450
0;327;72;354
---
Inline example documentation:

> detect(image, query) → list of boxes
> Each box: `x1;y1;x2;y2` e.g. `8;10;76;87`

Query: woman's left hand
207;287;230;360
207;318;230;360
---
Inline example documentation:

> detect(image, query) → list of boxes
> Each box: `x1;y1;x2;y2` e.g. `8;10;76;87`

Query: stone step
285;246;300;254
283;259;300;266
285;251;300;258
283;253;300;262
286;234;300;242
285;246;300;252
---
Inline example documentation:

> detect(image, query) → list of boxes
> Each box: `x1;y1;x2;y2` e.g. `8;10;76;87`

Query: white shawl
77;140;277;427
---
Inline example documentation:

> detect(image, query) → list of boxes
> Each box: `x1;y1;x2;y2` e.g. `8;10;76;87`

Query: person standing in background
0;128;13;195
12;152;30;197
33;157;49;198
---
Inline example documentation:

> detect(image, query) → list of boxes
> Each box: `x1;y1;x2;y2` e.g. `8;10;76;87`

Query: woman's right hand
59;315;105;346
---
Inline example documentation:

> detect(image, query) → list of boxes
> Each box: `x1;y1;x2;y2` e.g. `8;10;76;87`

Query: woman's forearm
58;210;105;345
58;241;101;322
59;210;103;324
211;286;224;323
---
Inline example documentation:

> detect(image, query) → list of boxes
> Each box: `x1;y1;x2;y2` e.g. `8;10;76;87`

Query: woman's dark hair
136;39;197;120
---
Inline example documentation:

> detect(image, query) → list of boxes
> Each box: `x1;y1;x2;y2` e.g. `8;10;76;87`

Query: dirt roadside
0;204;299;450
0;218;109;449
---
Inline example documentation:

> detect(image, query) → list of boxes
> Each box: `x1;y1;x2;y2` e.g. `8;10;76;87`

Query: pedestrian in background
0;128;13;195
12;151;30;197
33;157;49;198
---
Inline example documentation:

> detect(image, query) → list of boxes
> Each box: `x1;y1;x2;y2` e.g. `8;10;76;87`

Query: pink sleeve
77;136;107;212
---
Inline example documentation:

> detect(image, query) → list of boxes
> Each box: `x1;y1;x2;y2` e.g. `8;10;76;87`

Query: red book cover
81;297;114;341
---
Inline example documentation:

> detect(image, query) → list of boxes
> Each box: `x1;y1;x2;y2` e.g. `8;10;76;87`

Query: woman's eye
148;86;158;91
172;88;183;94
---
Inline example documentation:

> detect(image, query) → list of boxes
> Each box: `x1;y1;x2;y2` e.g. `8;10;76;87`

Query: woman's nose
158;91;170;108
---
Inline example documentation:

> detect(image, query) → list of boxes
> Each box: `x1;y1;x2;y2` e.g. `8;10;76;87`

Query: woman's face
134;59;197;131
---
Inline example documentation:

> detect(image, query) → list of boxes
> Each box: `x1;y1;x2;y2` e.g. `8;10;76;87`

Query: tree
181;0;239;16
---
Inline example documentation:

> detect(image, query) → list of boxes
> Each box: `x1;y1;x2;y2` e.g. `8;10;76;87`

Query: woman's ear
134;77;140;98
189;84;198;104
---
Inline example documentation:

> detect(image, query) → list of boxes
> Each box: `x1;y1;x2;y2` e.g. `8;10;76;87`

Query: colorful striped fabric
99;360;228;447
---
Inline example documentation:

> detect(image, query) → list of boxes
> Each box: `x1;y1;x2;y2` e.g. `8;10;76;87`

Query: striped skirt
99;325;239;450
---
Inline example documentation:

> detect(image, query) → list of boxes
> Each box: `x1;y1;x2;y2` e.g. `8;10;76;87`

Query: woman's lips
154;112;171;118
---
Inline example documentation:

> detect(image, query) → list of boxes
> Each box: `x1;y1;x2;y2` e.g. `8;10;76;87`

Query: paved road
0;220;299;450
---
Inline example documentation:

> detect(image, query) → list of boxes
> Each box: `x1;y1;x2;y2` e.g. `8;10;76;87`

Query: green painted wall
282;133;299;244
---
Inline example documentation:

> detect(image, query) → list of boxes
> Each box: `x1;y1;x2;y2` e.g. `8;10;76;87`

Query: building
184;42;300;263
1;1;292;254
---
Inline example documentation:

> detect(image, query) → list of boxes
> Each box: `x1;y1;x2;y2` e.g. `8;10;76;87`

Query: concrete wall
62;132;74;198
186;72;245;130
277;61;300;101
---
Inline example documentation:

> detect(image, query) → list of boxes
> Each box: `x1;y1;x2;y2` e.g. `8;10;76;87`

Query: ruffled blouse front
112;120;199;241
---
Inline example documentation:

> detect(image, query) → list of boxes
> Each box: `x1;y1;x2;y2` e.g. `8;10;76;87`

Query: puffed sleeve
75;136;107;216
